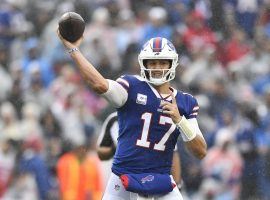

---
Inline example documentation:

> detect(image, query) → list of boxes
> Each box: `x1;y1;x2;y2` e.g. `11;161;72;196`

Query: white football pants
102;173;183;200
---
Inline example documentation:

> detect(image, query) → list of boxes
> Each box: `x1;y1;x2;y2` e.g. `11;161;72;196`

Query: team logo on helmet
142;41;149;51
167;40;175;51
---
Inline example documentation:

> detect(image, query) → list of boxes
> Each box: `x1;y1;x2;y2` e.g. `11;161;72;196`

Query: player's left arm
182;118;207;159
161;93;207;159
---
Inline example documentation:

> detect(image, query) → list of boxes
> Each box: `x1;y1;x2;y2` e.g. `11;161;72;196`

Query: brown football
58;12;85;43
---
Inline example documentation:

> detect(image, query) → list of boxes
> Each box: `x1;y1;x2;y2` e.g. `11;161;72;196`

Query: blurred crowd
0;0;270;199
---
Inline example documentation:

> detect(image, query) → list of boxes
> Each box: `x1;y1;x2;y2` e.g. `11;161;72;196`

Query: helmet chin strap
141;67;175;86
149;68;171;85
149;77;167;86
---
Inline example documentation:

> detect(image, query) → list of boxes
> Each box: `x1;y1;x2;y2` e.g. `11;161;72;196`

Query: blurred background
0;0;270;199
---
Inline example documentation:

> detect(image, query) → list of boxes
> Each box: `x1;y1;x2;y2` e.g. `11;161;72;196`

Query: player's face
146;59;170;78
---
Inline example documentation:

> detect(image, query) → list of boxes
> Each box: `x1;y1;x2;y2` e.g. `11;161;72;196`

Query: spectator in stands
0;139;16;197
141;6;173;43
18;136;53;200
200;129;243;200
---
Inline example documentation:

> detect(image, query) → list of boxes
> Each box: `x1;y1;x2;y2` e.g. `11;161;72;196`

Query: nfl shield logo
136;93;147;105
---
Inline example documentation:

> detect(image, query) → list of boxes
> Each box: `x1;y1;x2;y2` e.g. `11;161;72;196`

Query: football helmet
138;37;178;86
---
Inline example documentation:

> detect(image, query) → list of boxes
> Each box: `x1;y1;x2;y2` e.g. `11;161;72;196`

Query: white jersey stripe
116;78;129;88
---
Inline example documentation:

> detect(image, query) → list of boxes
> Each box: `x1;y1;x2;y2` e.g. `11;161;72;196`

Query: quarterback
57;31;207;200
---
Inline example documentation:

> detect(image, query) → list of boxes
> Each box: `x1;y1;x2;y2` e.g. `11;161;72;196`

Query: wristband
68;47;79;54
176;116;196;142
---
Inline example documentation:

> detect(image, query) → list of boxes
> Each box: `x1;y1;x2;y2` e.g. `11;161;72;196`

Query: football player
57;31;207;200
97;112;182;187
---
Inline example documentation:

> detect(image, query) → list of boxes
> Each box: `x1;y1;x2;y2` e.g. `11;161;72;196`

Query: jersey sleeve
101;79;128;108
187;96;199;119
116;75;130;92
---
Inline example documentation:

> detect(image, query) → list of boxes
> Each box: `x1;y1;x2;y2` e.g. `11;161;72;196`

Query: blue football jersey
112;75;199;175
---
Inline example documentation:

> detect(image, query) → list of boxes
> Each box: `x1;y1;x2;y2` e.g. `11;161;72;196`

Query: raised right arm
57;30;127;107
69;48;109;94
57;31;108;94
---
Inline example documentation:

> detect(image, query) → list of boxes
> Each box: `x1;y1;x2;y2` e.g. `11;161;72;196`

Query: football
58;12;85;43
